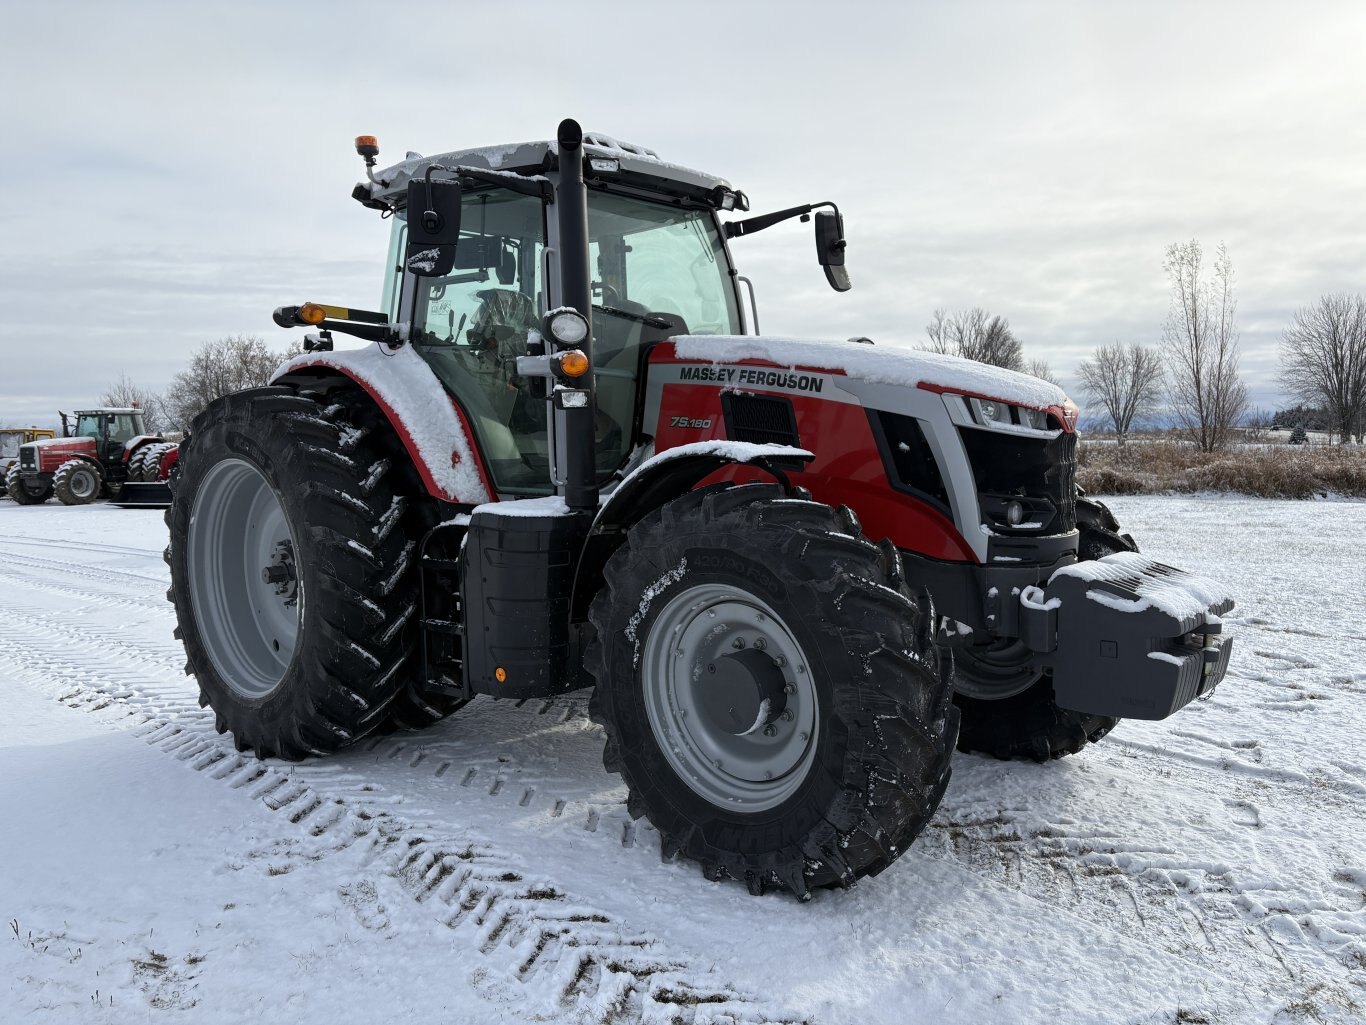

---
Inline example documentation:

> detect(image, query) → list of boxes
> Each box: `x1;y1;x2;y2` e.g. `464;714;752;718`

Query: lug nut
763;724;777;737
731;637;746;649
784;683;796;695
774;655;787;668
781;710;793;722
753;638;767;651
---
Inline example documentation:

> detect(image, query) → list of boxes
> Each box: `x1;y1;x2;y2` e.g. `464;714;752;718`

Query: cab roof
357;132;734;210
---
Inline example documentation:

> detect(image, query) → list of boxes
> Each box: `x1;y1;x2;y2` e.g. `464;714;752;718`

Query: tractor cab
381;161;743;495
66;409;146;462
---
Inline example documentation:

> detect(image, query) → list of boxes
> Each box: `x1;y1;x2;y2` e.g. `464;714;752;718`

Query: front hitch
1018;552;1235;720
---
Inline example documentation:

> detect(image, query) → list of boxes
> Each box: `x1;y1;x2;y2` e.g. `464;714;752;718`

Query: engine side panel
24;437;99;474
642;344;977;562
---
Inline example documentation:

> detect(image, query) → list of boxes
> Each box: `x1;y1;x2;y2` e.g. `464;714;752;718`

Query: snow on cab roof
365;133;731;205
672;336;1070;409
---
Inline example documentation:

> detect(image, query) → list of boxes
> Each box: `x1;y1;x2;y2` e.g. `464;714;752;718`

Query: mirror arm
724;203;813;239
724;200;842;239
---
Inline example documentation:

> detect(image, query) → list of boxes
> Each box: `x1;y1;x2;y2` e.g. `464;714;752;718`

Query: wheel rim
187;458;300;699
640;582;818;812
70;468;98;500
950;636;1042;700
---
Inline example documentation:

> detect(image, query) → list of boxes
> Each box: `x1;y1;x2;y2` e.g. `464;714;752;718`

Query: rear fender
123;435;163;461
571;442;813;619
273;344;493;504
157;446;180;480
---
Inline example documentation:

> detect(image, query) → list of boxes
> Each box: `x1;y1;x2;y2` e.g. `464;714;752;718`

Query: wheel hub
261;541;297;602
697;648;788;736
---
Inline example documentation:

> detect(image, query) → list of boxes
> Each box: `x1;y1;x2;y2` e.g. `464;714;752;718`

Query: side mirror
814;209;851;292
405;176;463;276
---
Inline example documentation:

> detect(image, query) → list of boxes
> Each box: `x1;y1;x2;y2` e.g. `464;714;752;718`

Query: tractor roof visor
355;138;739;213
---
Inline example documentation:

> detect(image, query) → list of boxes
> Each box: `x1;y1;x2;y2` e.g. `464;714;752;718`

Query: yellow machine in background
0;428;57;498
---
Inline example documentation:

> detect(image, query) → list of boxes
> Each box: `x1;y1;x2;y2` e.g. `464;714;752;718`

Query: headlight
545;309;589;347
967;396;1054;432
971;397;1006;424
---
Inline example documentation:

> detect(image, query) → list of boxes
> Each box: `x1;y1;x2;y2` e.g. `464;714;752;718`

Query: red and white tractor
6;408;173;506
165;121;1234;899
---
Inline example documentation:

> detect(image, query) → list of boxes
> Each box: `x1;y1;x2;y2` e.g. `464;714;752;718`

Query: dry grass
1077;440;1366;499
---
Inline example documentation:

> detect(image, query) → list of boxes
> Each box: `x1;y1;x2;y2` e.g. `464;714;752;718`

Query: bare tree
1024;358;1062;388
1279;293;1366;446
924;308;1024;371
162;335;303;432
1076;342;1165;444
101;371;165;434
1161;240;1250;451
1242;408;1276;443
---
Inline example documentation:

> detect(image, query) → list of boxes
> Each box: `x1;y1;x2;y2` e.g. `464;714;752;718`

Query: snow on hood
276;344;490;504
673;336;1069;409
28;436;88;448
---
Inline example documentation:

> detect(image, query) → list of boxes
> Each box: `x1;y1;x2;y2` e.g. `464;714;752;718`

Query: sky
4;0;1366;428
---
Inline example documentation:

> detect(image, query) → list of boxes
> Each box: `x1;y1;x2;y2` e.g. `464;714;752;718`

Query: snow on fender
275;343;492;504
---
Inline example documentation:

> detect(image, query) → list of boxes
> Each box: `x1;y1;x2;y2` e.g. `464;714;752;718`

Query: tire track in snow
925;784;1366;987
0;574;813;1025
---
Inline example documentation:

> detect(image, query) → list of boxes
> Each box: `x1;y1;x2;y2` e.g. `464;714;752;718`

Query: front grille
19;448;36;471
960;428;1076;535
721;393;799;447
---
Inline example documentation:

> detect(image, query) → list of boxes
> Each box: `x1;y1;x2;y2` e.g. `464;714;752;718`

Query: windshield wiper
594;304;673;329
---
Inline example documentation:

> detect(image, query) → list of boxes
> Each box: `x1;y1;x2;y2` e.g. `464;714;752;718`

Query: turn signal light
298;303;327;325
557;350;590;378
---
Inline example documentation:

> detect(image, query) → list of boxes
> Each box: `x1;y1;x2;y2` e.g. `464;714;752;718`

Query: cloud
5;1;1365;425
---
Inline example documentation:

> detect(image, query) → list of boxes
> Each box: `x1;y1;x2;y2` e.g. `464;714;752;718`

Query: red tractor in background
165;120;1234;900
5;408;175;506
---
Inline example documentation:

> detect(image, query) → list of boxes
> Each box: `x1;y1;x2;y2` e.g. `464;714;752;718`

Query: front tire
53;460;101;505
166;387;422;760
952;522;1138;761
588;484;958;898
4;466;51;504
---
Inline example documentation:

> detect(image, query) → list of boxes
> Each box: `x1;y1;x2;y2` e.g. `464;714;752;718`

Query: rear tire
952;523;1137;762
53;460;101;505
588;484;958;898
166;386;424;759
127;446;152;483
141;443;173;481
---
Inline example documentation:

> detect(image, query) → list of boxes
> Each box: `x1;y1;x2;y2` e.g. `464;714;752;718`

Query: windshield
0;435;18;459
74;414;103;439
400;185;741;495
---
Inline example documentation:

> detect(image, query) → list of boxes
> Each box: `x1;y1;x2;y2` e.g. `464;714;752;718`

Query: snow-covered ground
1;496;1363;1025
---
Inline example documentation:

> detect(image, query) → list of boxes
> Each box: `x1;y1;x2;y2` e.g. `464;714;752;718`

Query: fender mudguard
571;441;813;618
273;343;493;504
123;435;163;461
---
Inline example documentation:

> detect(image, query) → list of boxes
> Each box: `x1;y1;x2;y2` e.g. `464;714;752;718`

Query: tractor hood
27;437;96;455
670;336;1069;410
